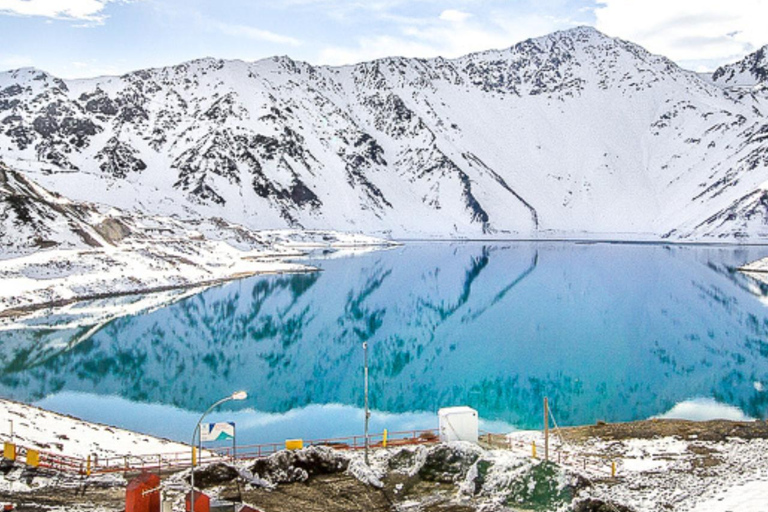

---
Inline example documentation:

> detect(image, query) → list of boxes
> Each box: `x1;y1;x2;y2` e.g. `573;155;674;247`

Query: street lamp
363;342;370;465
189;390;248;512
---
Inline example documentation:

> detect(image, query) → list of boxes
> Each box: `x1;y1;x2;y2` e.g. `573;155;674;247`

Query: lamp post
190;390;247;512
363;342;370;465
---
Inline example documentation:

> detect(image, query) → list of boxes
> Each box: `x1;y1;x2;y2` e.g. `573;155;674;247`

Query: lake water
2;242;768;446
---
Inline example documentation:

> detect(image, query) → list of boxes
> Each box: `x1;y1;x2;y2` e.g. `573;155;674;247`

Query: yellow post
383;429;388;448
611;460;616;477
192;446;197;467
3;442;16;461
26;449;39;468
285;439;304;450
87;455;92;476
532;441;537;459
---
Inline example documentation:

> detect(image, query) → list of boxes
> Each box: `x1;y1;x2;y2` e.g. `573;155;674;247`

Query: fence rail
480;432;620;478
4;427;621;481
1;429;439;476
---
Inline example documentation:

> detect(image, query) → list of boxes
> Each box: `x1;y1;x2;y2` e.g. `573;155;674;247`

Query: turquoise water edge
2;242;768;445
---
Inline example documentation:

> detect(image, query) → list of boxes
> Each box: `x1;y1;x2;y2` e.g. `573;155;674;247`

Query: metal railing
480;431;621;478
1;429;439;476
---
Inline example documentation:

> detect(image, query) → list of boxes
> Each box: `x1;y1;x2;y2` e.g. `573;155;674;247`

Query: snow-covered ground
507;428;768;512
579;436;768;512
259;229;402;249
0;239;312;315
0;399;186;498
0;398;188;460
0;228;398;318
690;480;768;512
0;226;399;318
0;396;190;498
0;286;205;332
739;256;768;288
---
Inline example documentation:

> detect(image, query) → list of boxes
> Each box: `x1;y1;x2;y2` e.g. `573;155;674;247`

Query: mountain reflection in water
2;242;768;443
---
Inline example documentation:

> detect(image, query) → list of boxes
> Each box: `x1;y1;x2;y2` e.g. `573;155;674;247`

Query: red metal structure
185;491;209;512
125;473;161;512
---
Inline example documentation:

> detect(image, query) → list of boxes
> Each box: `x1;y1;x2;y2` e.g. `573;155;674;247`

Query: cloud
653;398;753;422
439;9;472;23
594;0;768;68
319;35;440;65
0;54;34;69
0;0;132;23
318;10;579;65
63;59;125;78
211;20;302;47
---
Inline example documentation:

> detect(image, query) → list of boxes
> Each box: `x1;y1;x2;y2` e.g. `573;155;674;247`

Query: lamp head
231;391;248;401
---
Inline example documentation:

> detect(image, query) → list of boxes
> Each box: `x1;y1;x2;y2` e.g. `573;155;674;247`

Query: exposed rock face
712;44;768;87
0;27;767;239
0;161;113;255
249;446;350;485
192;463;241;488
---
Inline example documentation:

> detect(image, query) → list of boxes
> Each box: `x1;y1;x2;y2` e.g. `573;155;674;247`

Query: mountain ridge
1;26;767;240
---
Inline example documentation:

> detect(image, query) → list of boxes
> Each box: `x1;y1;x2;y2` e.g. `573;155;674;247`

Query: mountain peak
0;66;52;81
0;28;766;242
553;25;606;37
530;25;613;46
712;44;768;87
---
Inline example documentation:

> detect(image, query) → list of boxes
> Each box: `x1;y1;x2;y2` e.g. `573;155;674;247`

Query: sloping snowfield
0;397;187;460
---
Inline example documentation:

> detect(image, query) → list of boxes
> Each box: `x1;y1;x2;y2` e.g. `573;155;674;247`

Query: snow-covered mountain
0;159;280;259
712;46;768;88
0;162;397;312
1;26;767;240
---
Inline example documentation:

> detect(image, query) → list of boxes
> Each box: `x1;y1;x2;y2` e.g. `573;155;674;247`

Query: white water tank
438;406;479;443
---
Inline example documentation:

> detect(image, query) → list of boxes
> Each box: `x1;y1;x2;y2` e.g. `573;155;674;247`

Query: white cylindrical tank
438;406;479;443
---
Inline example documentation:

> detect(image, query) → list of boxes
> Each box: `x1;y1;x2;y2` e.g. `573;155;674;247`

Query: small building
438;406;479;443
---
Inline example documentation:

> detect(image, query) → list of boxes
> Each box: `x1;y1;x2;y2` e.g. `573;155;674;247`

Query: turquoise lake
2;242;768;446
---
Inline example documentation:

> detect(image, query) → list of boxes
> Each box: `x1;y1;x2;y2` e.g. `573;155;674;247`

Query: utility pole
363;341;370;465
544;397;549;463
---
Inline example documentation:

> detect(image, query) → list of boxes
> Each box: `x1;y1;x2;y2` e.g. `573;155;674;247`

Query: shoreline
4;237;767;322
392;237;768;247
0;266;319;320
557;417;768;442
3;393;767;462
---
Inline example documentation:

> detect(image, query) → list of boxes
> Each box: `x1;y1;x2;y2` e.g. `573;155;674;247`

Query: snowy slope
0;27;766;240
0;162;395;312
712;45;768;87
0;397;187;459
